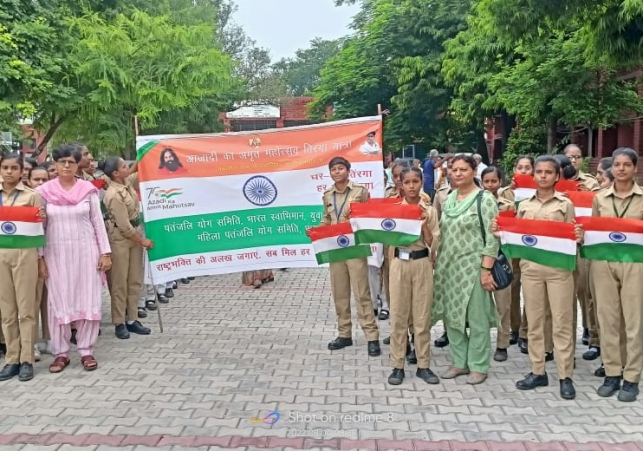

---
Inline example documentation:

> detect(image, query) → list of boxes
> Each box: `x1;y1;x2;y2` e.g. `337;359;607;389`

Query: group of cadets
315;145;643;402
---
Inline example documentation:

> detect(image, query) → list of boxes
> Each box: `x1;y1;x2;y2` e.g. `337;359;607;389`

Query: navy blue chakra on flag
521;235;538;247
381;218;397;231
243;176;278;206
1;222;17;235
336;235;350;247
608;232;627;243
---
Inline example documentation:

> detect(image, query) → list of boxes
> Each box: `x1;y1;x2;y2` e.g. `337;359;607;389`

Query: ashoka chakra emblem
337;235;350;247
381;218;397;231
609;232;627;243
243;176;277;206
1;222;17;235
521;235;538;247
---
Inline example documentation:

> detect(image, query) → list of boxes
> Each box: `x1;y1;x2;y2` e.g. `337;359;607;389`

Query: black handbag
476;191;513;290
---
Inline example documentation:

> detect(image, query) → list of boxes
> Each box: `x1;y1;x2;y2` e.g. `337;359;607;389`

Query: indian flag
513;174;580;204
350;203;422;246
565;191;596;218
308;223;372;264
497;216;577;270
577;217;643;263
0;206;45;249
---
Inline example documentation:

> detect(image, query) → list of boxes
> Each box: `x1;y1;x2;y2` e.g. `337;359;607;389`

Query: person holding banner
493;155;582;400
101;157;153;340
307;156;380;356
38;145;111;373
587;147;643;402
0;153;42;382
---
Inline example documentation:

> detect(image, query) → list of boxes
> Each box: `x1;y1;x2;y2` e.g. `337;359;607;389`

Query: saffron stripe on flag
576;216;643;234
565;191;596;208
308;222;353;241
0;206;42;223
350;203;422;220
496;216;577;240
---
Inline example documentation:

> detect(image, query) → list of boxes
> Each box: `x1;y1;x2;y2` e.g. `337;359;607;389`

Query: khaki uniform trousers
591;261;643;383
33;278;50;343
107;237;143;324
383;247;413;333
389;255;433;368
0;249;38;364
521;262;575;379
329;258;379;341
576;257;599;347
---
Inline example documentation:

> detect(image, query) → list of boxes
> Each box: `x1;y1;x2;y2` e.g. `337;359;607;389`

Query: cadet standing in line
307;157;380;356
589;147;643;402
495;155;581;400
0;153;42;382
101;157;153;340
564;144;600;351
388;167;440;385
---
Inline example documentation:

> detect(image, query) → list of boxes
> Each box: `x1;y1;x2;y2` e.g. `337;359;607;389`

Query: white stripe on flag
514;188;536;202
584;230;643;247
313;233;357;253
501;231;576;255
575;207;592;217
0;220;43;237
350;217;421;235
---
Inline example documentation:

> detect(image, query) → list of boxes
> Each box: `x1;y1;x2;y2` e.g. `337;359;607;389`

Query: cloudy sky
232;0;360;60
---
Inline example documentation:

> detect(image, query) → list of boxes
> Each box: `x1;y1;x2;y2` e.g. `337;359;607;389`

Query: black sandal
378;309;389;320
145;300;157;311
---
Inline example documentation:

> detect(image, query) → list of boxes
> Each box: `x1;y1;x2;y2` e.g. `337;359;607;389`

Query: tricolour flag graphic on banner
0;206;45;249
513;174;579;204
349;203;422;247
577;217;643;263
308;223;372;264
497;216;577;270
565;191;596;218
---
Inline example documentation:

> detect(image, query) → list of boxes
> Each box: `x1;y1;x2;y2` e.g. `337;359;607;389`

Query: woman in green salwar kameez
433;155;500;385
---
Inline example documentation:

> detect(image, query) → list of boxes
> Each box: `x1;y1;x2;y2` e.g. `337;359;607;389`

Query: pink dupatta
37;178;98;206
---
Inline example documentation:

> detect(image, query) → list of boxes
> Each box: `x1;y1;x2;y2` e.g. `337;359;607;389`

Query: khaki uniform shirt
320;181;369;226
0;182;41;209
498;186;515;203
572;172;600;191
517;192;575;223
103;175;141;239
497;195;516;213
592;183;643;220
385;186;432;205
434;186;451;219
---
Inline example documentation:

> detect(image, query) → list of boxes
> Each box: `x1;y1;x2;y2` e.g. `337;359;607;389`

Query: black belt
394;248;429;260
113;219;140;228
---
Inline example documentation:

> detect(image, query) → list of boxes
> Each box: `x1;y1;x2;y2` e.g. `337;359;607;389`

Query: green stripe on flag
581;243;643;263
315;245;372;264
136;140;159;161
501;244;576;271
0;235;45;249
354;230;419;247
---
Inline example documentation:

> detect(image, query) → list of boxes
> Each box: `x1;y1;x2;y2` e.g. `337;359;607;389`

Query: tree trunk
500;110;517;156
547;117;558;154
33;112;72;156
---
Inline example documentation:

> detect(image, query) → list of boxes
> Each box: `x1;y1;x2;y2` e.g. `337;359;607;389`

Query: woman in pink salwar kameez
37;145;112;373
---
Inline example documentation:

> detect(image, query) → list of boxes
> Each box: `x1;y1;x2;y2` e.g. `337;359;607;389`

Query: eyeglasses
56;160;78;167
567;155;582;160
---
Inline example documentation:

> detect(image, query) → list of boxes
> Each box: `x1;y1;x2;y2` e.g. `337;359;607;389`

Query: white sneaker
34;345;41;362
43;340;53;355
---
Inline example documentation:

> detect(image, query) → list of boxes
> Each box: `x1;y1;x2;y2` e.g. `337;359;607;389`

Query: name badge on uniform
398;249;411;261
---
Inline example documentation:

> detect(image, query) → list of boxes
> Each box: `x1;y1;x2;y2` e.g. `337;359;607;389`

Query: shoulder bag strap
476;190;486;246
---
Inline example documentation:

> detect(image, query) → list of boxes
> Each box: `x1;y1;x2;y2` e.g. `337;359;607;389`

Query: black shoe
157;294;169;304
70;328;77;345
582;328;589;346
416;368;439;384
597;376;621;397
583;347;600;361
519;338;528;354
172;281;178;289
165;288;174;298
328;337;353;350
516;372;549;390
137;307;147;319
146;300;158;311
406;341;417;365
560;378;575;399
434;332;449;348
18;363;34;382
115;324;130;339
188;276;195;280
494;348;508;362
0;343;6;355
545;351;554;362
0;364;20;381
181;278;190;284
618;380;639;402
388;368;405;385
378;309;389;320
594;363;606;377
127;321;151;335
383;336;390;345
509;331;519;346
374;309;378;318
368;341;381;357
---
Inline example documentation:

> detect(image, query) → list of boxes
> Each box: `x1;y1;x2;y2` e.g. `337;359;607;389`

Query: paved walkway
1;269;642;450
